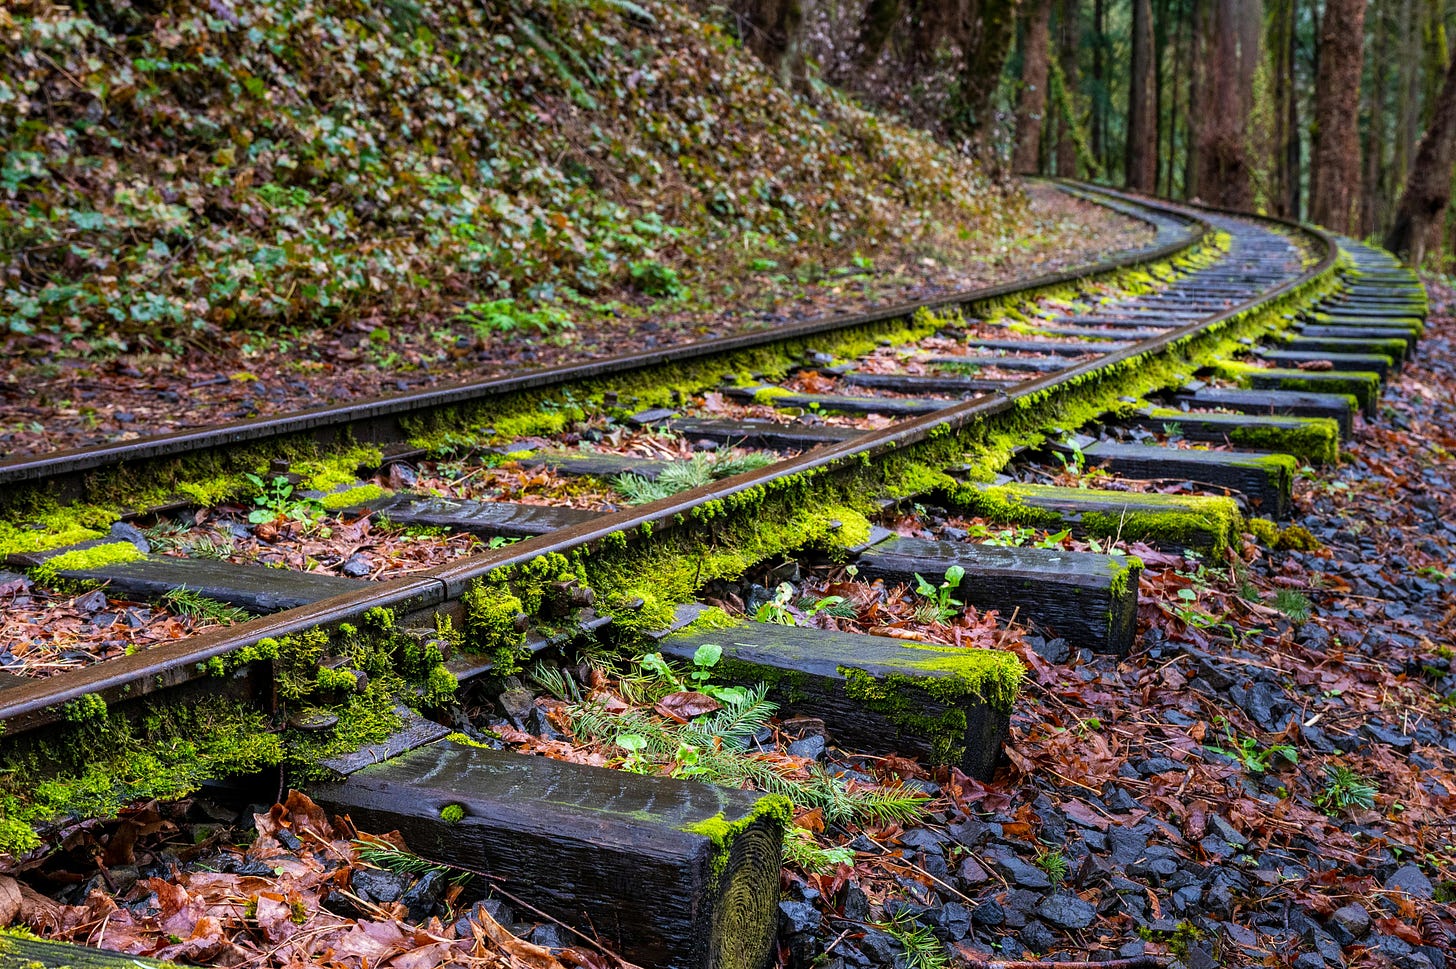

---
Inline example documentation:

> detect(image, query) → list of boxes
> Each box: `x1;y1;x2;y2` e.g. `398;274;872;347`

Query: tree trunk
1014;0;1055;172
1125;0;1158;189
1185;0;1206;196
736;0;804;88
1267;0;1298;217
1193;0;1254;209
1385;51;1456;263
1363;1;1389;236
1309;0;1367;231
853;0;902;71
1055;0;1081;175
956;0;1021;145
1092;0;1107;164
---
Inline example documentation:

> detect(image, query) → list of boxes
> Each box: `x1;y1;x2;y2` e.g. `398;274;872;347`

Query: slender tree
1309;0;1367;231
1014;0;1056;171
853;0;901;71
1194;0;1255;208
735;0;804;88
1126;0;1158;189
1385;50;1456;262
956;0;1021;144
1055;0;1082;175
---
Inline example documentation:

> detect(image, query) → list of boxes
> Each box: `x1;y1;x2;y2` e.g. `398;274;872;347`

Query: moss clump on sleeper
680;794;793;885
838;646;1023;764
678;606;744;636
33;541;145;583
1107;554;1144;601
1215;362;1382;411
0;696;282;857
1246;521;1321;551
440;803;466;824
318;483;391;510
0;501;119;557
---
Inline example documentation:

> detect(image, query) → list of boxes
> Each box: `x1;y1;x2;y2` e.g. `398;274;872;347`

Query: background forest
730;0;1456;267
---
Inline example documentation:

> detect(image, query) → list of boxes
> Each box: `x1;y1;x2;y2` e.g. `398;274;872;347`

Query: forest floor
0;184;1145;459
6;281;1455;969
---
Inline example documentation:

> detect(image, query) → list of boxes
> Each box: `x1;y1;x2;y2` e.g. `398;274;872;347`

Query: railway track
0;183;1426;969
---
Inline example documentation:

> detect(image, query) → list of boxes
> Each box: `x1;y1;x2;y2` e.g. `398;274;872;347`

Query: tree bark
1267;0;1299;217
735;0;804;88
1014;0;1055;172
956;0;1021;146
1385;51;1456;263
1309;0;1367;231
1362;1;1389;235
853;0;902;71
1055;0;1081;175
1193;0;1254;209
1092;0;1107;165
1125;0;1158;189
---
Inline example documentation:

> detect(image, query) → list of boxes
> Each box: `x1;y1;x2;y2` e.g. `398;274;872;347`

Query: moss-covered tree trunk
1384;51;1456;263
854;0;903;70
1054;0;1082;175
1125;0;1157;190
1193;0;1255;209
1013;0;1054;172
956;0;1020;149
1309;0;1366;232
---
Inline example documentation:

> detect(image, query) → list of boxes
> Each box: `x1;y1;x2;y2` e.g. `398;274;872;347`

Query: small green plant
754;582;798;626
161;586;250;625
683;643;749;704
782;827;854;873
1316;765;1378;814
612;451;775;504
912;565;965;622
353;834;471;886
1035;847;1070;885
801;594;855;619
454;298;573;337
881;911;949;969
1053;443;1087;477
1208;720;1297;773
1272;589;1312;624
628;260;686;299
245;473;324;525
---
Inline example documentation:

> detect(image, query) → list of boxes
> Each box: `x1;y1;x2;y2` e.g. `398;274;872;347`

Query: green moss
678;606;744;636
949;483;1242;557
752;386;796;405
1145;407;1340;465
1216;362;1381;410
1107;554;1143;600
462;580;526;650
440;803;466;824
33;541;145;582
318;483;391;510
0;502;116;557
1246;517;1280;546
1272;523;1321;551
293;447;385;493
0;697;282;857
680;794;793;885
838;645;1023;764
62;693;107;723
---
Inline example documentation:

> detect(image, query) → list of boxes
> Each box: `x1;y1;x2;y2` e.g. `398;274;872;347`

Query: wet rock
1032;637;1070;664
1365;722;1415;751
275;828;302;851
109;521;151;553
955;855;991;886
841;883;871;922
933;902;971;941
1329;902;1371;941
787;734;826;761
350;867;409;905
341;553;373;577
1019;919;1057;953
856;927;902;965
402;869;444;922
985;849;1051;889
779;900;820;935
1292;954;1325;969
1034;893;1095;930
971;899;1005;928
524;706;560;741
1385;863;1434;899
496;686;535;730
529;924;570;949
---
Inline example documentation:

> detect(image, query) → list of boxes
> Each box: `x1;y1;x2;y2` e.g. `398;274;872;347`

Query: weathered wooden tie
1297;325;1419;353
840;373;1016;394
1123;408;1340;463
665;418;857;451
1080;441;1295;519
379;494;602;538
722;385;948;416
1230;367;1382;416
1171;388;1356;438
0;936;165;969
312;739;787;969
1280;335;1407;367
518;451;675;480
952;482;1243;554
1254;349;1394;378
657;622;1019;777
856;535;1142;653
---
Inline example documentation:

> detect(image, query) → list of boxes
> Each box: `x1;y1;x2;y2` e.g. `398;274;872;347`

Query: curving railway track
0;183;1426;969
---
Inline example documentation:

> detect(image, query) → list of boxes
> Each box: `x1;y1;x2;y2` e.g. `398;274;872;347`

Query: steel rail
0;187;1337;739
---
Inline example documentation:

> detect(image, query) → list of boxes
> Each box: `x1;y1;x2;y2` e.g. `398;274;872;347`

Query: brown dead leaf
0;876;20;926
1295;359;1335;371
653;691;721;722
